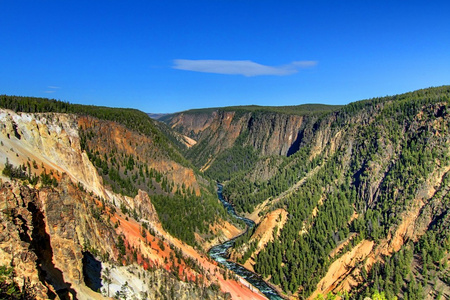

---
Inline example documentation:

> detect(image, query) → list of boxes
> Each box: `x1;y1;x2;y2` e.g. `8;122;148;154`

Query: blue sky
1;1;449;113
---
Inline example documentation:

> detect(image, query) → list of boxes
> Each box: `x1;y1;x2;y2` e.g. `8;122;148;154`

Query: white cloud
172;59;317;76
48;86;61;89
44;90;56;93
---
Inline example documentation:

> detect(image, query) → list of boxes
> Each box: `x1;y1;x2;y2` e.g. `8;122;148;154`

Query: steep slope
165;86;450;299
0;177;263;300
0;96;234;248
0;104;265;299
161;104;341;180
243;86;450;299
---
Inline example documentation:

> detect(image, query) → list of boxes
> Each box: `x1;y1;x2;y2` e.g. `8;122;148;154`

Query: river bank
209;184;285;300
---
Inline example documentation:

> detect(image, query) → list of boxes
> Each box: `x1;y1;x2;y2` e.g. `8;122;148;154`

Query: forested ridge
221;86;450;298
164;86;450;299
160;103;342;119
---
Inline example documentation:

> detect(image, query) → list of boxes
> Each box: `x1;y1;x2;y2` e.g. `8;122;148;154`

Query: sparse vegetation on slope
0;95;189;167
0;96;234;250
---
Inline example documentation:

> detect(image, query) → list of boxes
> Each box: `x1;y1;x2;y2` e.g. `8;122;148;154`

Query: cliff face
0;176;267;300
165;110;318;164
0;183;48;299
0;108;264;300
0;179;114;299
0;110;107;198
0;109;197;226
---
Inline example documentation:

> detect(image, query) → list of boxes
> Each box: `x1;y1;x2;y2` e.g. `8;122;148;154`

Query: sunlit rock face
0;109;107;198
167;110;311;157
0;108;265;300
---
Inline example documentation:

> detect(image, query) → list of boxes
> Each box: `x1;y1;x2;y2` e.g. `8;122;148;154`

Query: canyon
1;86;450;299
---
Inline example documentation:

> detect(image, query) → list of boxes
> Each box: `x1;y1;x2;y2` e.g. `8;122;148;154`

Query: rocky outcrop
0;109;108;199
128;189;160;223
100;263;232;300
0;183;49;299
0;178;118;299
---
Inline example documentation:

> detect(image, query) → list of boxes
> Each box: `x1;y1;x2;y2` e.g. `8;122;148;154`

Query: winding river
209;184;284;300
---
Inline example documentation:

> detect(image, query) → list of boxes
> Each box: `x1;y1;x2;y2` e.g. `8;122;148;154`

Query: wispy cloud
173;59;317;77
44;86;61;94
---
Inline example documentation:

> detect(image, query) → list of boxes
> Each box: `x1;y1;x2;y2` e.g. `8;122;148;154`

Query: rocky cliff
0;107;265;300
0;177;254;299
162;106;335;172
0;110;107;198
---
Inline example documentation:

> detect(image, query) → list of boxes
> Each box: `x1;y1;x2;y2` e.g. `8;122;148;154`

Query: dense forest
219;86;450;298
160;86;450;298
160;103;342;119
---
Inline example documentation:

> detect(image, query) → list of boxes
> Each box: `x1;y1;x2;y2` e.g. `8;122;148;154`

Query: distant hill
160;103;343;179
147;113;168;120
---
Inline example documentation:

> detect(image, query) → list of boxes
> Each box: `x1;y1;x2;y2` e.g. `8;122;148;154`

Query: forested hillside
166;86;450;299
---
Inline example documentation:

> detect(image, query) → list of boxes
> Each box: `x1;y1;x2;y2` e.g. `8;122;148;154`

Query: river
208;184;284;300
